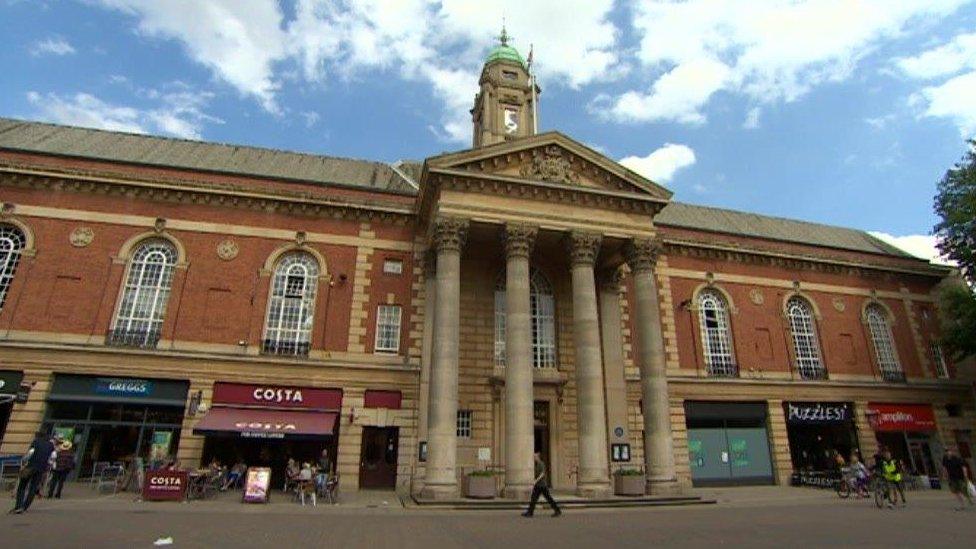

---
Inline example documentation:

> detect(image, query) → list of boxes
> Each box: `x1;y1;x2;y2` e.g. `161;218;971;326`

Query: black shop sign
785;402;851;425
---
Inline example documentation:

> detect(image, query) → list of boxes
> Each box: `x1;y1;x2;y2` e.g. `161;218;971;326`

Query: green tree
934;139;976;282
935;283;976;360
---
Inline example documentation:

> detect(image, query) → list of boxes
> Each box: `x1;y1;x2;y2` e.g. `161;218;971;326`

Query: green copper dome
485;26;526;68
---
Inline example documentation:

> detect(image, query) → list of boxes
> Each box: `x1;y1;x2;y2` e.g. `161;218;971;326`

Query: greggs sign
212;382;342;410
867;403;937;432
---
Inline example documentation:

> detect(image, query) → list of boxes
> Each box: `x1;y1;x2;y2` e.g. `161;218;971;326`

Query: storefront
0;370;24;442
194;382;341;487
42;374;189;478
783;401;859;487
685;401;774;486
866;402;942;478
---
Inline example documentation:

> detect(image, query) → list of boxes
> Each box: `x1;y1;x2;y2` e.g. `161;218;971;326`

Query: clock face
504;108;519;134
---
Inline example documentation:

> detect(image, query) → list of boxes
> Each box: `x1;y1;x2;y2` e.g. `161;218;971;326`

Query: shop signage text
867;403;936;432
142;470;188;501
96;378;153;396
786;402;850;424
212;382;342;410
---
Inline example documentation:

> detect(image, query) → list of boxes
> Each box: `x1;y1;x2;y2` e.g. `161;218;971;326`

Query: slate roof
657;202;918;259
0;117;416;194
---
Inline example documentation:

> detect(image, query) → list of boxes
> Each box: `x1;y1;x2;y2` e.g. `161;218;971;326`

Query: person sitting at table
222;461;246;491
315;449;332;494
284;458;300;492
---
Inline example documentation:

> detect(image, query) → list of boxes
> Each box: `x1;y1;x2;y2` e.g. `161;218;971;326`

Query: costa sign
143;470;188;501
212;382;341;410
785;402;850;424
867;403;937;432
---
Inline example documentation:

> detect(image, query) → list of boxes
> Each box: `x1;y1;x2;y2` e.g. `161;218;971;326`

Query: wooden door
359;427;399;489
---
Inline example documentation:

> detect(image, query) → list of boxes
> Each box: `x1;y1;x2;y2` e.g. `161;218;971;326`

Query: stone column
599;269;631;462
421;217;468;500
503;223;538;498
625;238;679;494
567;231;611;497
413;252;436;494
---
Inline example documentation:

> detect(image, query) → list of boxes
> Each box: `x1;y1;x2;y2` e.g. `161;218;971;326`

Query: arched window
697;289;737;377
865;304;903;381
786;296;826;379
263;252;319;356
109;239;178;348
494;268;557;368
0;225;26;314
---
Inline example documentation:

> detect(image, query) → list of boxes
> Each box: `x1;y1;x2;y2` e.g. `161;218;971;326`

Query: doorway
359;427;399;489
533;401;551;485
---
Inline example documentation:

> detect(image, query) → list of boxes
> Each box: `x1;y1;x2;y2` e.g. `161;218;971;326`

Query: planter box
464;475;497;499
614;474;646;496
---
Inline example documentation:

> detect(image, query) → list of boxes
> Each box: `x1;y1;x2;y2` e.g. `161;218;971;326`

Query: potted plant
613;468;646;496
464;469;497;499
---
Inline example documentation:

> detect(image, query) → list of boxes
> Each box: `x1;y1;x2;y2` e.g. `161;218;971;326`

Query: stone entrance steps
409;494;715;510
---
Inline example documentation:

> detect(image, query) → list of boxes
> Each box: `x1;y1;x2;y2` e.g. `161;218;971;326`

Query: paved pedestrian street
2;486;975;548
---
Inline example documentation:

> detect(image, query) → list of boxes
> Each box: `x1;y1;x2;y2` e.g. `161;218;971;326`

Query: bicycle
871;475;892;508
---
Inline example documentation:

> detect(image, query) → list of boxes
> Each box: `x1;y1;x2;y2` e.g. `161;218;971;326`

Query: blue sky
3;1;976;261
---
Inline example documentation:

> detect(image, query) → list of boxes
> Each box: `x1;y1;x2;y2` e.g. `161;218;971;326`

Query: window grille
456;410;472;438
374;304;402;353
866;304;903;382
697;290;737;377
383;259;403;275
494;268;557;368
786;296;827;379
0;225;26;314
931;343;949;379
109;239;177;349
262;252;319;357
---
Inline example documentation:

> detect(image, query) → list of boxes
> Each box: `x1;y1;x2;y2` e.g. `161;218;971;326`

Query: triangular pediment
426;132;672;201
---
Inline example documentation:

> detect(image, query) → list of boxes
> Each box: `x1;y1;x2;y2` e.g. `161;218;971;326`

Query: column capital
566;230;602;267
598;267;625;293
624;238;663;274
432;217;469;253
503;223;538;259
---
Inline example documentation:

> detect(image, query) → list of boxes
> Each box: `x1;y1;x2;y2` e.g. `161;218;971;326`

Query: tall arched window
865;304;903;381
786;296;826;379
494;268;557;368
697;289;737;377
263;252;319;356
109;239;178;348
0;225;26;314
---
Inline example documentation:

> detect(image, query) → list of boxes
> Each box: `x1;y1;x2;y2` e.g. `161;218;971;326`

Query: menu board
243;467;272;503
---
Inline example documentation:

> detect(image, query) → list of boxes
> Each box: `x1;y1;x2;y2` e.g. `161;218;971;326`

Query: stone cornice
662;237;950;278
0;163;416;225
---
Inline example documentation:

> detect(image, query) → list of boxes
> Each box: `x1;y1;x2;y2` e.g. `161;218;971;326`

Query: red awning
193;407;338;440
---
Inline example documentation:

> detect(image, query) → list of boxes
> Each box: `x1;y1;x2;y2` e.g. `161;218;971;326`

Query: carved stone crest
832;297;846;312
749;288;765;305
519;146;580;185
69;226;94;248
217;239;239;261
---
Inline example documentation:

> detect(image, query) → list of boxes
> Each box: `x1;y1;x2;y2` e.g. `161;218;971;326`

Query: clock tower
471;26;539;148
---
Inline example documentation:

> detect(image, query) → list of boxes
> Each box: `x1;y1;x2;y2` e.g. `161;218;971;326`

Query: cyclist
881;449;907;507
849;453;870;498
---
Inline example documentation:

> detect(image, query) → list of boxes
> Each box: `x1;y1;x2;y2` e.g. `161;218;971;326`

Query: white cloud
26;86;221;139
619;143;696;183
865;113;895;129
300;111;321;128
868;231;954;265
898;32;976;137
597;0;967;125
895;32;976;79
910;71;976;137
743;107;761;129
29;37;76;56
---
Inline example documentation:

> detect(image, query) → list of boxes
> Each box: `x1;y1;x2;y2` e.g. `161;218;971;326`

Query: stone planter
464;474;497;499
613;473;646;496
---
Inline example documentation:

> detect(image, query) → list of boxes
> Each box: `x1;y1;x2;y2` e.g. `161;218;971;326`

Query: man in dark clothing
522;452;561;518
11;430;55;514
46;440;76;499
942;450;974;509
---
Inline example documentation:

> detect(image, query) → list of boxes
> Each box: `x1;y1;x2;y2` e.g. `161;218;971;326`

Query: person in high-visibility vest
881;450;907;507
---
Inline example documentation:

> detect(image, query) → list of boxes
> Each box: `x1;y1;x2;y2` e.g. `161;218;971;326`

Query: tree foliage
936;283;976;361
934;139;976;284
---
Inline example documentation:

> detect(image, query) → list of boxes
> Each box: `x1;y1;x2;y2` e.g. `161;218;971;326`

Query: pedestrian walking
10;430;56;514
522;452;561;518
942;449;975;510
46;439;76;499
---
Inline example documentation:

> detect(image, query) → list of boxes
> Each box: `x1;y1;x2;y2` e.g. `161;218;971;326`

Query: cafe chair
324;475;340;505
89;461;111;488
95;465;126;495
297;479;316;507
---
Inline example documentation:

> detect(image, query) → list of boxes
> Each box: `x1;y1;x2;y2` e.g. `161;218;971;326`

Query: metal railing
881;370;907;383
106;328;161;349
261;339;311;357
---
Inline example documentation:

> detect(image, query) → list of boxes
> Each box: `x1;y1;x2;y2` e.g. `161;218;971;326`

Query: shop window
786;296;826;379
0;224;26;314
697;290;737;377
865;304;903;382
262;252;319;357
108;239;177;349
456;410;472;438
374;304;402;353
494;268;556;368
932;344;949;379
383;259;403;275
